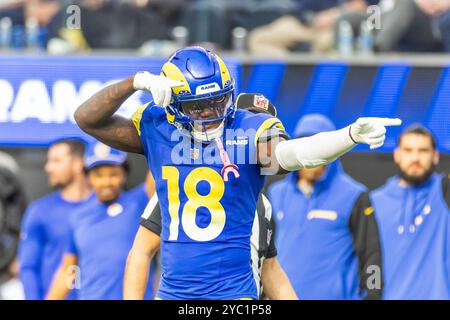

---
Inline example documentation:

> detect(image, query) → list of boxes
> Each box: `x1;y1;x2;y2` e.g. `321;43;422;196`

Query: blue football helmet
161;46;235;142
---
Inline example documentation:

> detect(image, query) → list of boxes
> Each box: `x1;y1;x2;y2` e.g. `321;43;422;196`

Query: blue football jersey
132;104;284;300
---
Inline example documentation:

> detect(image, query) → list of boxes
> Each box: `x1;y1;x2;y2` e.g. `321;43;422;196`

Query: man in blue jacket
371;125;450;299
269;114;383;300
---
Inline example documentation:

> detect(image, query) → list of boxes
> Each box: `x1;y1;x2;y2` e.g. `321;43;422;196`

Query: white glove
350;117;402;149
133;71;184;107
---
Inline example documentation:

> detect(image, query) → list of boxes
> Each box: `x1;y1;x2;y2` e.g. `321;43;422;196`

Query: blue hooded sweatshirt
371;173;450;300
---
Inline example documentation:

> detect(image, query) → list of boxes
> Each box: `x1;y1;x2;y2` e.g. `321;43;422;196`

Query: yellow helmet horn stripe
215;54;232;88
161;62;191;95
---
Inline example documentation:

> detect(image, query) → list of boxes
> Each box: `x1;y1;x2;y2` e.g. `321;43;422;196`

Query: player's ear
393;147;400;165
433;150;440;166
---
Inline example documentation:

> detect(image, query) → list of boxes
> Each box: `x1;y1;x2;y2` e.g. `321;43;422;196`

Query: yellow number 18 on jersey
162;166;226;242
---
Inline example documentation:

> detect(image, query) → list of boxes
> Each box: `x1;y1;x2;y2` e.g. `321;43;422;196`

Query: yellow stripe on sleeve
254;118;285;146
131;103;150;136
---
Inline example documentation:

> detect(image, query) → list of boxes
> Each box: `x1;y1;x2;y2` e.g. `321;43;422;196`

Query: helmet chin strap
191;121;225;142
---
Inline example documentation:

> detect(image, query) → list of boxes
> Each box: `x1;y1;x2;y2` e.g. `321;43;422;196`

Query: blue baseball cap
294;113;336;138
84;142;127;171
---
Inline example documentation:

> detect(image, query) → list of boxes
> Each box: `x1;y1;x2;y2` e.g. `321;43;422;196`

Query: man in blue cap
268;114;383;300
371;125;450;299
45;142;154;300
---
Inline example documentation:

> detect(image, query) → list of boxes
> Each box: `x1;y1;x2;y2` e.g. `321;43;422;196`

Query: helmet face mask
182;92;232;126
172;90;235;142
161;46;236;143
181;93;232;120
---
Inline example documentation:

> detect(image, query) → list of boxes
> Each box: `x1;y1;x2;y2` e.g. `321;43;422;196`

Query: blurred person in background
0;0;60;49
18;138;92;300
141;0;185;30
339;0;450;52
25;0;61;27
46;142;154;300
269;114;383;300
375;0;450;52
430;0;450;52
248;0;377;56
371;125;450;299
0;1;25;26
59;0;178;49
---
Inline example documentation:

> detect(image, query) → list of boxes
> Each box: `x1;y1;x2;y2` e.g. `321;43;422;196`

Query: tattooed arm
74;77;144;154
74;72;182;154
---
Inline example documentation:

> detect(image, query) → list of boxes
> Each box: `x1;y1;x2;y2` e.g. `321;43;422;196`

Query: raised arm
259;117;402;174
74;77;143;153
74;72;183;154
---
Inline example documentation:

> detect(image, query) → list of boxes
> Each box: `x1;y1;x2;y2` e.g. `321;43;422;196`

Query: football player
74;46;400;300
123;94;298;300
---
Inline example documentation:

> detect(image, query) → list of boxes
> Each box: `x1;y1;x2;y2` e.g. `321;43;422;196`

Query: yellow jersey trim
166;112;175;124
131;103;150;136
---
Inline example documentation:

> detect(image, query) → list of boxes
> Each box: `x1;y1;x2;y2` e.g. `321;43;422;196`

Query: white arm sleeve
274;126;357;171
